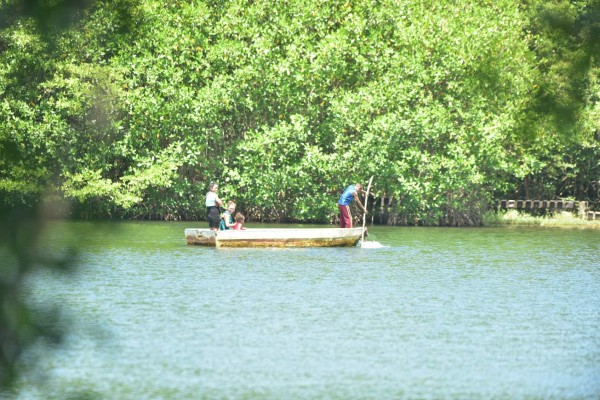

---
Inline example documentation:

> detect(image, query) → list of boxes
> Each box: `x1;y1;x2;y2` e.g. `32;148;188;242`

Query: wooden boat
185;227;365;248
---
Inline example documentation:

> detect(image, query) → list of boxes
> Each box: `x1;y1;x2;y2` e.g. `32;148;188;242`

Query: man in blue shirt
337;183;367;228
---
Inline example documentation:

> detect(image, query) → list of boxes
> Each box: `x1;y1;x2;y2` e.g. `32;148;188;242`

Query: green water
12;222;600;399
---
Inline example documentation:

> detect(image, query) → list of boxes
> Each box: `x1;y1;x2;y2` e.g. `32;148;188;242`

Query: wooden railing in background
370;197;600;224
496;200;600;220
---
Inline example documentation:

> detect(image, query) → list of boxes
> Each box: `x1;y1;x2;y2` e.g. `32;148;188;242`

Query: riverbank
484;210;600;229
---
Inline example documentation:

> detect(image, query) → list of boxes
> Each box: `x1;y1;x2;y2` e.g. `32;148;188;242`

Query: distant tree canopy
1;0;598;225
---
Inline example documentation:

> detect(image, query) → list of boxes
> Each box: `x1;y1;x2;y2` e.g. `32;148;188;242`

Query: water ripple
18;223;600;399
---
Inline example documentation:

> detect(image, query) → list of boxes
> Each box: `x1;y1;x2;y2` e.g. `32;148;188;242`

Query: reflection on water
17;222;600;399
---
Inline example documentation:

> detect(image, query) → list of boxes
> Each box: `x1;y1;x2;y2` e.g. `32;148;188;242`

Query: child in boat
232;212;246;230
219;201;236;230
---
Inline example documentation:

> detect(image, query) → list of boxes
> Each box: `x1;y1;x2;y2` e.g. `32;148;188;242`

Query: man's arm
353;192;367;214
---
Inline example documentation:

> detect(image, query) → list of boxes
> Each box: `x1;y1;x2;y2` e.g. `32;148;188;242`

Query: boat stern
185;228;217;246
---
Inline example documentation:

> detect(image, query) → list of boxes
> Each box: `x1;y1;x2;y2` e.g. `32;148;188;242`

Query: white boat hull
185;227;364;248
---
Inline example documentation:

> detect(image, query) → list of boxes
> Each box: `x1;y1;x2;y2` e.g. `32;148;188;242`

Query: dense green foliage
1;0;599;225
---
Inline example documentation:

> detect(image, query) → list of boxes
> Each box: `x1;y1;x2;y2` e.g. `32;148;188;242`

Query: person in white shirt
205;182;223;230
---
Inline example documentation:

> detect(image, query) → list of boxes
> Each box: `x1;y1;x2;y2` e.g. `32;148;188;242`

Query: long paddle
361;176;374;246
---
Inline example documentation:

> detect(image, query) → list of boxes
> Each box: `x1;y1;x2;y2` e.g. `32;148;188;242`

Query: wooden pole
361;176;374;245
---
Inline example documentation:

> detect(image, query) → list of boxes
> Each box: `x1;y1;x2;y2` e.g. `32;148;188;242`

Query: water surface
15;222;600;399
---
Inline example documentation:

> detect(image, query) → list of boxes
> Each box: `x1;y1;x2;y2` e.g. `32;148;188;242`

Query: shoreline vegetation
483;210;600;229
1;1;599;226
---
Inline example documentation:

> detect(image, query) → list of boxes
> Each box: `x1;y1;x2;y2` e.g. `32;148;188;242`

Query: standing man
337;183;367;228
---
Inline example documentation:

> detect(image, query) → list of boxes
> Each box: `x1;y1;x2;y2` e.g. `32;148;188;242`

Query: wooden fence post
578;201;588;219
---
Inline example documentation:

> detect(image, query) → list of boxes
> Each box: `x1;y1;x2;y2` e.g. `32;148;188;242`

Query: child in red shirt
232;212;246;230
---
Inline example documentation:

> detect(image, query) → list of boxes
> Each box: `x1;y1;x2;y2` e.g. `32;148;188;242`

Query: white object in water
360;240;386;248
